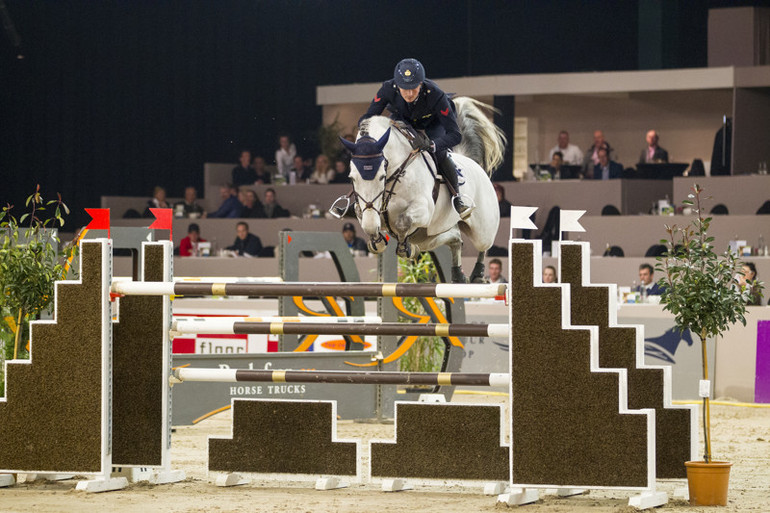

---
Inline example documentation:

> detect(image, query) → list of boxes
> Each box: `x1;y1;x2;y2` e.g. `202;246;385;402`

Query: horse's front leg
367;231;389;254
395;237;419;259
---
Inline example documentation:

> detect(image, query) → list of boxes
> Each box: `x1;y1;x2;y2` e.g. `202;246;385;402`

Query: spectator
144;186;170;217
275;134;297;181
174;185;205;218
239;189;264;218
636;263;662;296
291;155;311;182
342;222;368;254
232;150;256;187
179;223;206;257
227;222;263;257
548;130;583;166
206;183;241;218
543;265;557;283
593;148;623;180
739;262;762;306
486;258;507;284
583;130;613;177
332;159;350;183
548;151;564;179
638;130;669;164
309;154;336;184
252;155;271;184
493;183;512;218
262;188;290;218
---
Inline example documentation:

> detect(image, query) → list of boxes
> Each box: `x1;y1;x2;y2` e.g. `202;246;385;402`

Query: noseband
351;144;421;219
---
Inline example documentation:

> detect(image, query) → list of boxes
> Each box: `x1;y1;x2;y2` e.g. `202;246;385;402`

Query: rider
359;58;471;219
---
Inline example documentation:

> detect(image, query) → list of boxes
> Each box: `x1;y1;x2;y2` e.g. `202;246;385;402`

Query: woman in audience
309;154;336;184
739;262;762;306
332;159;349;183
144;186;170;217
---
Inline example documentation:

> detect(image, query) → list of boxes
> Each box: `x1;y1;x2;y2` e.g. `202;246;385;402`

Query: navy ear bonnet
342;128;391;181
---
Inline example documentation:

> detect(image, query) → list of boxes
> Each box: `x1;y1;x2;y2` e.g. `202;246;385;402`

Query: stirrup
453;194;474;220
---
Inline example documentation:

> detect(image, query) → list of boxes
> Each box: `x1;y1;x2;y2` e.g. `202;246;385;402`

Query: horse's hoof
396;242;418;259
470;275;485;284
367;239;386;254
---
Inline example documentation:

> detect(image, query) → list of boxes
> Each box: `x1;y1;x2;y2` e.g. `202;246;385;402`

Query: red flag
149;208;173;241
85;208;110;239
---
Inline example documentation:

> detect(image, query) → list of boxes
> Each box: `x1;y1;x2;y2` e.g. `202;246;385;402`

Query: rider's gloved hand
411;132;433;153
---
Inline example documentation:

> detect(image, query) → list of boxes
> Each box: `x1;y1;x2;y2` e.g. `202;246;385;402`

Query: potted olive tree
656;184;763;506
0;186;75;396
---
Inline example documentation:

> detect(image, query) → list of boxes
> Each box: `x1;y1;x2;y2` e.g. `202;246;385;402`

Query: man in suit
636;263;663;296
593;148;623;180
638;130;669;164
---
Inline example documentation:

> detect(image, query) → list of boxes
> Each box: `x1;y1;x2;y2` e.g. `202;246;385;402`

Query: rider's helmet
393;58;425;90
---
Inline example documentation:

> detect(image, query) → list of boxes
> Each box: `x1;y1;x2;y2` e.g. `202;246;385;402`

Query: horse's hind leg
447;240;466;283
469;251;486;283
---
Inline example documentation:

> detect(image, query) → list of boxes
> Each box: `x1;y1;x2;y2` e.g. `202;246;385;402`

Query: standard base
497;488;539;506
0;474;15;488
417;393;446;403
75;477;129;493
215;473;250;487
315;477;349;490
25;473;74;482
628;490;668;510
483;482;506;495
150;469;186;485
556;488;586;497
673;486;689;501
381;478;413;492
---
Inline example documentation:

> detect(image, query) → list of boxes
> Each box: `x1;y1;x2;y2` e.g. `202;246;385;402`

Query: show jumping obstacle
172;368;510;387
112;281;505;298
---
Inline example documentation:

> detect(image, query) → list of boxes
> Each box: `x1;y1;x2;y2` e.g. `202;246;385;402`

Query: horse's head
340;127;391;235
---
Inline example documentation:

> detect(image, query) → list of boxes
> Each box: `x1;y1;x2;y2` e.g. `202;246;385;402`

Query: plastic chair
603;245;624;257
601;204;621;216
645;244;667;257
710;204;729;215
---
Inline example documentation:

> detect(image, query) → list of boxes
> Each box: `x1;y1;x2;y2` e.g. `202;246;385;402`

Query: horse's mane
357;116;394;140
452;97;507;175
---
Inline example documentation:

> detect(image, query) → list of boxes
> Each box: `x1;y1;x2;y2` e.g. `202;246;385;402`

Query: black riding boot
438;153;472;220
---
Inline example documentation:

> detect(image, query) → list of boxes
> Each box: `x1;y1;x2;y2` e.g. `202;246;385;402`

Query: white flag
509;206;538;239
560;209;586;233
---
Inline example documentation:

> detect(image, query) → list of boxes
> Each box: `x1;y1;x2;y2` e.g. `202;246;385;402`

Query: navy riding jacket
359;78;461;155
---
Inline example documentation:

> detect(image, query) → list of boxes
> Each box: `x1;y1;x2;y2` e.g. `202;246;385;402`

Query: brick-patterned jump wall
112;243;167;466
509;241;649;488
370;403;509;481
0;241;106;473
560;243;692;479
209;400;357;476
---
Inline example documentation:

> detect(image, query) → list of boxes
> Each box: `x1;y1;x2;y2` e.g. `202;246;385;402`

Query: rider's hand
411;132;433;152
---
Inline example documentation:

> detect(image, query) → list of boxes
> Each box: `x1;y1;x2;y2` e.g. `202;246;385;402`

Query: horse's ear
376;128;391;150
340;136;357;154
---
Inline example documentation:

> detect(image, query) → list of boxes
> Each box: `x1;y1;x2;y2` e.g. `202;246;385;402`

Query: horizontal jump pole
111;281;506;299
173;368;510;387
172;316;382;334
171;320;509;338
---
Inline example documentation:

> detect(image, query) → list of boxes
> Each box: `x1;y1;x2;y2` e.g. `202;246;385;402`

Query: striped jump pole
172;368;510;387
171;316;382;335
170;319;509;338
111;281;506;299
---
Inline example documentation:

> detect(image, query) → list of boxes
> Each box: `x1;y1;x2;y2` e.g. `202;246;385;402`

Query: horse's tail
452;97;507;176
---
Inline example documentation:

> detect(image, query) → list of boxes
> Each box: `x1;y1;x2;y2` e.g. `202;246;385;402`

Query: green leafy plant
0;186;76;396
397;253;445;373
656;184;763;463
316;114;346;163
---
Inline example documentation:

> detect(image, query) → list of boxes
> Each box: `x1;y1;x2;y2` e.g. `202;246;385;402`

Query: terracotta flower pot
684;460;732;506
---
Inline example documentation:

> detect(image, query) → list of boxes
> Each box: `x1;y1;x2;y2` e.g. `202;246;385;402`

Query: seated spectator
686;158;706;177
275;134;296;181
548;130;583;166
239;189;264;218
252;155;271;184
179;223;207;257
262;188;290;218
144;186;170;217
342;222;367;254
739;262;762;306
635;263;662;296
309;154;336;184
543;265;557;283
493;183;512;218
174;185;205;218
583;130;613;178
548;151;564;179
332;159;350;183
291;155;311;182
206;183;241;218
227;222;263;257
593;148;623;180
232;150;257;187
486;258;507;284
638;130;669;164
